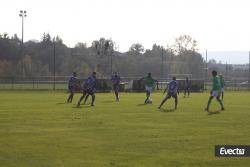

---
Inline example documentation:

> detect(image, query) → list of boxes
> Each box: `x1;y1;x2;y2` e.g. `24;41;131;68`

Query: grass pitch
0;91;250;167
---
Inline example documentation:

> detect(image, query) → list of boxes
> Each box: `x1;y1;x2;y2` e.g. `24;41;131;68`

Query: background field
0;91;250;167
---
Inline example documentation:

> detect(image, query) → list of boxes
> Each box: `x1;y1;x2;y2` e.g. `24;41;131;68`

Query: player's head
92;72;96;78
73;72;77;77
212;70;217;77
148;73;151;77
186;77;188;80
114;72;117;76
173;76;176;80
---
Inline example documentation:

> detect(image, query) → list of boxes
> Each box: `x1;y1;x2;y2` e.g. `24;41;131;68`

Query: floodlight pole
248;51;250;91
161;47;164;78
110;49;113;76
53;39;56;91
19;10;27;77
205;49;208;90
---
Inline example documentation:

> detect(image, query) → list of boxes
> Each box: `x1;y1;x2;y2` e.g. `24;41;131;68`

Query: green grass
0;91;250;167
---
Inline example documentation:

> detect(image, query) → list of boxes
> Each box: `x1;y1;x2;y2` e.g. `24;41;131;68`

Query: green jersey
144;76;156;87
219;77;225;88
212;76;220;91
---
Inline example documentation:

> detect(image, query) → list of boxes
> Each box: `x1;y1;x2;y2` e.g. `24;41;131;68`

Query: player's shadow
100;100;115;104
72;105;92;109
137;103;147;106
56;102;67;105
159;108;175;112
208;110;220;115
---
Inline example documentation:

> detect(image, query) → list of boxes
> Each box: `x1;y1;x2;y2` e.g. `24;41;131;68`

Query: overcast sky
1;0;250;63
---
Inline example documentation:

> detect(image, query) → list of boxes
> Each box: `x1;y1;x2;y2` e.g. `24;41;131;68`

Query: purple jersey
111;75;120;85
84;76;96;91
68;76;77;87
168;80;178;94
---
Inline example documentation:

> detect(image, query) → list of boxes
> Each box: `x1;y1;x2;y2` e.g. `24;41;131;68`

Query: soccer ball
147;99;152;104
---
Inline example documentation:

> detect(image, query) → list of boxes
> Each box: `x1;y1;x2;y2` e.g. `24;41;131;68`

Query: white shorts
145;86;153;93
211;91;219;97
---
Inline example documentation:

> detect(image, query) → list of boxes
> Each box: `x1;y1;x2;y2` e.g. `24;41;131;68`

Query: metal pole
161;47;164;78
22;16;24;46
110;50;113;76
225;61;228;80
19;10;27;78
53;41;56;90
248;51;250;91
205;49;208;90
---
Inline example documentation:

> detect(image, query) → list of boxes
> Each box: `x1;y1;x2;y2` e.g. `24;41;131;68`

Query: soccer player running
111;72;121;101
219;74;225;101
205;70;225;112
77;72;97;107
184;77;191;97
158;77;178;110
67;72;77;103
140;73;157;104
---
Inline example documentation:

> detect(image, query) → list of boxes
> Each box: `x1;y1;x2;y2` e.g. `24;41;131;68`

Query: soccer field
0;91;250;167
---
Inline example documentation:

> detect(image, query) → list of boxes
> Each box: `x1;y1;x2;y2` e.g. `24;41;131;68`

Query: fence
0;76;249;91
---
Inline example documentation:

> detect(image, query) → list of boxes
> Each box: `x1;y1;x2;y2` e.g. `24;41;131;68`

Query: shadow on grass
100;100;115;104
208;110;220;115
56;102;67;105
72;105;93;109
159;108;175;112
137;103;147;106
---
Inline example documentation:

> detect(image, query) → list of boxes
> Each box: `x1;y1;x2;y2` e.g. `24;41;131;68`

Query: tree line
0;33;206;79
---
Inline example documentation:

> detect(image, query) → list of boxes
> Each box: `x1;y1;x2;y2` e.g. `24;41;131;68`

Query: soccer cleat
221;107;225;111
204;108;208;112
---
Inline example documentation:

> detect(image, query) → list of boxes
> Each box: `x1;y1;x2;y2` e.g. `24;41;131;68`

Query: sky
1;0;250;64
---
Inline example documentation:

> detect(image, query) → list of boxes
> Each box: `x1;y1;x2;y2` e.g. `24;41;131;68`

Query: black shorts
68;86;75;93
166;93;177;99
113;84;119;92
85;88;95;95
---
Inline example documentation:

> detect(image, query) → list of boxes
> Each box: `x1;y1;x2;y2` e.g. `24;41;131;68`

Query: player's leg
184;88;186;97
216;95;224;110
115;90;119;101
174;94;178;109
77;92;86;107
205;96;214;111
158;94;171;109
83;94;89;104
188;88;190;97
145;90;150;103
221;88;224;100
91;93;95;106
67;88;74;103
114;85;119;101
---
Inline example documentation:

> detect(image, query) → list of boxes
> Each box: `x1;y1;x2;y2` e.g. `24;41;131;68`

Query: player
77;72;97;107
205;70;225;112
158;77;178;110
140;73;157;104
219;74;225;100
67;72;77;103
184;77;191;97
111;72;121;101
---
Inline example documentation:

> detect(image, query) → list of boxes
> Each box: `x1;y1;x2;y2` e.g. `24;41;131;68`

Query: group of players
66;70;225;112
